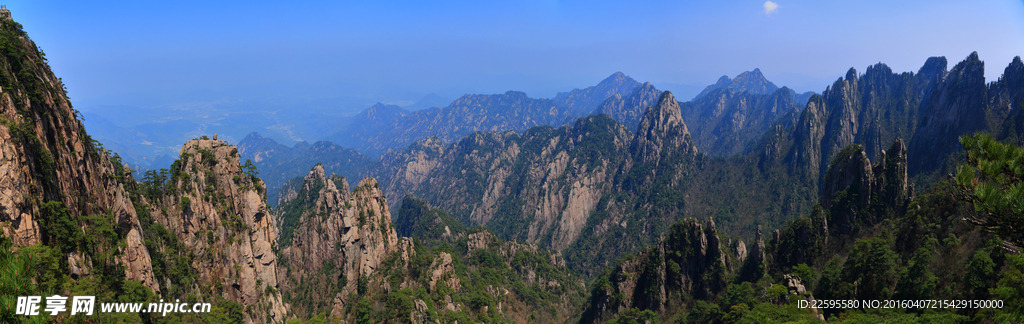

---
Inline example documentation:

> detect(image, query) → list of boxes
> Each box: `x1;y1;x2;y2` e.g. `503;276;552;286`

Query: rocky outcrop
580;218;727;322
631;91;694;164
145;139;286;322
275;164;398;317
820;139;910;235
377;114;634;253
996;56;1024;143
767;53;1024;183
910;52;999;172
682;86;802;157
773;58;943;181
0;15;158;291
375;91;705;275
427;252;461;292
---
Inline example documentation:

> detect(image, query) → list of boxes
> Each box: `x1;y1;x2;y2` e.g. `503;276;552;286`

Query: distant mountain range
326;72;642;158
244;69;815;201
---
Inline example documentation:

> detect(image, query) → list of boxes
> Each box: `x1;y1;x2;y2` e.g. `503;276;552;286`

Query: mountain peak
242;132;265;141
696;68;779;98
632;90;695;163
552;72;642;116
598;72;634;86
918;56;948;80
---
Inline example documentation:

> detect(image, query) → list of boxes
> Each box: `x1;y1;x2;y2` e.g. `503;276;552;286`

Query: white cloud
763;1;779;15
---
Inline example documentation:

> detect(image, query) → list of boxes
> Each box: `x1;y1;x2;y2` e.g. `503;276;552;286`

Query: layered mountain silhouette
324;72;642;158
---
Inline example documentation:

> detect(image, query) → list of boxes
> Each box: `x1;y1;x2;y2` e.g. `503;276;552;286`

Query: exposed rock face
580;218;727;322
682;86;802;157
377;114;634;253
733;240;748;263
996;56;1024;143
375;92;704;274
275;164;398;317
0;16;157;291
632;91;693;164
774;59;941;181
820;145;874;211
765;53;1024;184
911;52;999;172
148;139;286;322
427;252;461;292
820;140;910;235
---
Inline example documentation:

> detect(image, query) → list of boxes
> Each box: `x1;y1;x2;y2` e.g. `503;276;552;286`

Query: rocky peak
872;139;911;208
820;139;910;235
597;72;636;88
910;52;990;173
276;165;398;317
632;91;694;163
821;144;873;211
732;68;778;93
553;72;641;116
580;218;727;321
696;68;780;98
0;13;160;294
917;56;948;81
845;67;858;82
148;138;287;322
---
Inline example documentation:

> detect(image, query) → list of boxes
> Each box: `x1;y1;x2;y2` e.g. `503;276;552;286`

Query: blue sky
6;0;1024;113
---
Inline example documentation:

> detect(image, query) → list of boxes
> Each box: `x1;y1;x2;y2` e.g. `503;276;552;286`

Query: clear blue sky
6;0;1024;112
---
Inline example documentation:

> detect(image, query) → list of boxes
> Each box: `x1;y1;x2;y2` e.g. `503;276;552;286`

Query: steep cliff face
378;114;634;252
910;52;999;172
273;169;584;323
775;59;940;181
682;86;802;157
820;139;911;235
0;14;157;290
996;56;1024;143
375;92;705;275
145;139;286;322
630;91;694;165
768;53;1024;184
580;218;728;323
275;164;398;317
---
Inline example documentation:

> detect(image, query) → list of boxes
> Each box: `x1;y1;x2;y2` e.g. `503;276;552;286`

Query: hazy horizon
9;1;1023;110
5;0;1023;169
